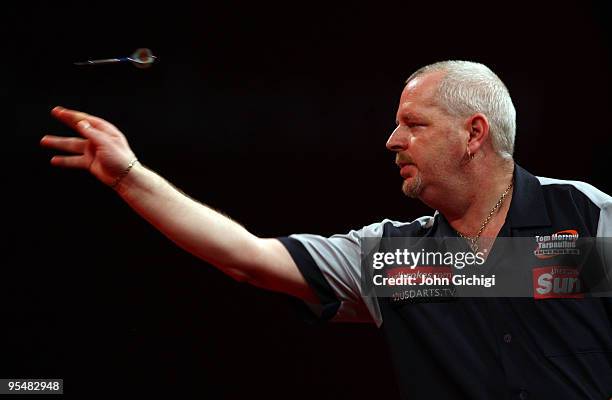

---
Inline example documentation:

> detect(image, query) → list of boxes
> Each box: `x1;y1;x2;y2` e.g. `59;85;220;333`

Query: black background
8;1;612;398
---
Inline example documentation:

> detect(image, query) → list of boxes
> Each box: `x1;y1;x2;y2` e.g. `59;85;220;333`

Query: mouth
398;163;416;178
396;161;411;169
395;155;414;169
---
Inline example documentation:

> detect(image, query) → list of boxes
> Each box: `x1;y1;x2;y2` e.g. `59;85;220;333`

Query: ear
465;113;489;155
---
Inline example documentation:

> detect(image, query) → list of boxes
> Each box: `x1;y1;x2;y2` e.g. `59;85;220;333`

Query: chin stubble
402;172;423;199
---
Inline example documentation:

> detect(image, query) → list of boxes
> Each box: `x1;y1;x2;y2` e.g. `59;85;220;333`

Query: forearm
43;106;314;301
115;163;259;281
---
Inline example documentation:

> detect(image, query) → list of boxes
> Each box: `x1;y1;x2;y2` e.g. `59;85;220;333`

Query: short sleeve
277;219;413;327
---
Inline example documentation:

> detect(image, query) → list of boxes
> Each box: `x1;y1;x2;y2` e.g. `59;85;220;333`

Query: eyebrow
395;111;422;125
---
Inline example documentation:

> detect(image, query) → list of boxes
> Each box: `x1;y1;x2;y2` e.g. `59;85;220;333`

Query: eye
407;123;424;128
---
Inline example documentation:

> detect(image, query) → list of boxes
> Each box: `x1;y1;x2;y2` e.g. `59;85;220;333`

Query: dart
74;48;156;68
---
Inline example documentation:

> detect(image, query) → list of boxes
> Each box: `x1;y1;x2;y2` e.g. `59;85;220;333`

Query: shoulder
536;176;612;210
312;216;435;244
355;216;435;239
536;175;612;237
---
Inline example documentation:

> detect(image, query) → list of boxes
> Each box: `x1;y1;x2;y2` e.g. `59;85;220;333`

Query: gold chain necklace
456;181;513;253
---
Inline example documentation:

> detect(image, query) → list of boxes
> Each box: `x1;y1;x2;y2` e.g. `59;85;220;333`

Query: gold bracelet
110;158;139;189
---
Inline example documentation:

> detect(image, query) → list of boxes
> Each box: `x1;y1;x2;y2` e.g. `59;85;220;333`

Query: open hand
41;106;137;187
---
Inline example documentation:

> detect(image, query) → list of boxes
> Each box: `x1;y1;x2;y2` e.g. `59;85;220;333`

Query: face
386;71;467;199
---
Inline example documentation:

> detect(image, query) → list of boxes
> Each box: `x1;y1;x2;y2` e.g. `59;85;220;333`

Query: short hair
406;61;516;159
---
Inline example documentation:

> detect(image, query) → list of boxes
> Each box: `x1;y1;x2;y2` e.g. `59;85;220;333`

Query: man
41;61;612;399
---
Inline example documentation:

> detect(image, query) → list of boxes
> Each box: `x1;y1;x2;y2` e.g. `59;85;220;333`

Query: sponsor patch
534;229;580;259
532;266;583;299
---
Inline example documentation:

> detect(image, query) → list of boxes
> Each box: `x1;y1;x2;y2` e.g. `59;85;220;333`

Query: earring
467;147;474;160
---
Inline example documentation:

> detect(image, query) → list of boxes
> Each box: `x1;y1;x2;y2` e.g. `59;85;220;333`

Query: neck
421;156;515;236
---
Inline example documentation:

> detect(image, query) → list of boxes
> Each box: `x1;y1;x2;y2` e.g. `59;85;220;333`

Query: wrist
114;160;145;196
114;162;163;200
110;158;139;190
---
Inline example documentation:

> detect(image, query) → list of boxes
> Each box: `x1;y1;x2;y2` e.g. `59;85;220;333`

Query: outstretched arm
41;106;317;303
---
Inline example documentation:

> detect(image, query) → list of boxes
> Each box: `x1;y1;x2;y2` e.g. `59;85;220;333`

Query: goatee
402;173;423;198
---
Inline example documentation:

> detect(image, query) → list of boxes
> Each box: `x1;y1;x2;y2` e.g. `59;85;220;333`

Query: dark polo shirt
278;164;612;399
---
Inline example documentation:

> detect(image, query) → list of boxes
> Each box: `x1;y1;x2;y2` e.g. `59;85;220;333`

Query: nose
386;126;408;152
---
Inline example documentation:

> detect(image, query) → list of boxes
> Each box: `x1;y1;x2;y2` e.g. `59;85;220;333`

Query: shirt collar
432;163;552;234
506;163;552;229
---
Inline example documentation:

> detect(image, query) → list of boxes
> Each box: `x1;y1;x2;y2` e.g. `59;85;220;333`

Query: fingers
51;106;121;136
42;119;106;145
50;155;90;169
40;135;87;154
